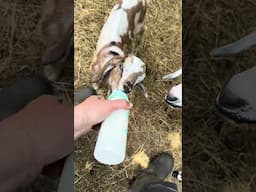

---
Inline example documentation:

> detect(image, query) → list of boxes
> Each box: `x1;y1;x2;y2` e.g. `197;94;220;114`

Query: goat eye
109;51;119;56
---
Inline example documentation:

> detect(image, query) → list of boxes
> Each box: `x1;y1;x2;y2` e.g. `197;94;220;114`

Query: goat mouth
216;93;256;124
123;83;133;94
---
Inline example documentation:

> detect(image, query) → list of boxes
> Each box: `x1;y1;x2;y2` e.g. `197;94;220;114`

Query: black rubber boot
216;66;256;123
146;153;174;180
0;76;53;121
74;87;97;105
129;153;176;192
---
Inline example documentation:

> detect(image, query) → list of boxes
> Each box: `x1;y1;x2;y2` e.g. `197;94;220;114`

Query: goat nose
124;85;131;93
123;82;133;94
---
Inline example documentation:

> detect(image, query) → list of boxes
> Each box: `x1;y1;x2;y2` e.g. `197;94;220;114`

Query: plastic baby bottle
94;90;130;165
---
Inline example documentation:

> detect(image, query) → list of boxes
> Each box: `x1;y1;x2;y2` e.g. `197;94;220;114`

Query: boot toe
216;68;256;123
147;153;174;180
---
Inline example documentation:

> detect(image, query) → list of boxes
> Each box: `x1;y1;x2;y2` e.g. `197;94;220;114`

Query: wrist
74;104;92;139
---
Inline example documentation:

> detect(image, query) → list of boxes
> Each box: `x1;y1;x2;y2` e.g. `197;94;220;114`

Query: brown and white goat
40;0;74;81
90;0;148;90
97;55;147;96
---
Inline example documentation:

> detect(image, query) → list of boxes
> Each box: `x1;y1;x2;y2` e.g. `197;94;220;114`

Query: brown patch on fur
108;65;123;90
90;42;125;73
91;44;112;72
120;1;147;51
127;1;146;32
109;0;147;53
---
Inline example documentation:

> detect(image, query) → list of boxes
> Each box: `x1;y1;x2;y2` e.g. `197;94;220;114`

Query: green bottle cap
108;90;129;101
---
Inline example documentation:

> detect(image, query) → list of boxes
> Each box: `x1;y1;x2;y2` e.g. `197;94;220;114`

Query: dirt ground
183;1;256;191
74;0;182;191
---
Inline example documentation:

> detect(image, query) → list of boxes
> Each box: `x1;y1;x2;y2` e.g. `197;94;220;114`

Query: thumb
108;99;133;111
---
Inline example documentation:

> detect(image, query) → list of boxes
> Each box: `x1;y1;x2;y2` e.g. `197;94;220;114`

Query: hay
0;0;43;84
220;180;250;192
131;150;150;169
168;131;182;151
74;0;182;191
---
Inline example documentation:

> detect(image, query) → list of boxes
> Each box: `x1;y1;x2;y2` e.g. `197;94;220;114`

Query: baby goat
100;55;147;96
91;0;148;90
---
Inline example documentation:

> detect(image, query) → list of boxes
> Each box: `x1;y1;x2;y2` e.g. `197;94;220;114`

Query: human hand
74;95;133;139
0;95;73;166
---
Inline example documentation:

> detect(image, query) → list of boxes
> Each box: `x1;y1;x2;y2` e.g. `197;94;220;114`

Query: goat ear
210;31;256;56
101;56;124;79
91;56;124;86
90;53;100;73
137;82;148;98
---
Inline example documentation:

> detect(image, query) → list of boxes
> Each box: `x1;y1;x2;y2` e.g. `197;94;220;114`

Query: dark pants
0;76;53;121
58;86;96;192
140;182;178;192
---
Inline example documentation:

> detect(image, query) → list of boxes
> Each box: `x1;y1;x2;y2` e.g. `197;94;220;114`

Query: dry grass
0;0;43;84
74;0;182;191
183;1;256;191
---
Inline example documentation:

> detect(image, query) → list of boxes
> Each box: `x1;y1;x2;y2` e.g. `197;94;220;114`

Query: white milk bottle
94;90;129;165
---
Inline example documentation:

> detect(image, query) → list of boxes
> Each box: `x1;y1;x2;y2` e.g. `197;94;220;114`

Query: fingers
83;95;133;111
108;99;133;111
88;95;100;101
